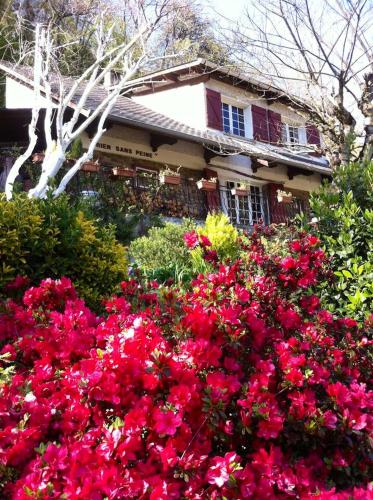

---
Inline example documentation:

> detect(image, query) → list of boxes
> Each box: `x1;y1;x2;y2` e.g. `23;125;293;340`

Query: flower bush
130;213;240;284
0;227;372;498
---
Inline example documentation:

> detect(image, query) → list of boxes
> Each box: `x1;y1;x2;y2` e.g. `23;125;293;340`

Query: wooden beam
204;147;226;164
86;119;112;139
252;158;277;171
150;133;178;152
257;158;270;167
164;74;179;82
321;173;332;182
287;166;313;180
134;74;209;96
251;158;263;173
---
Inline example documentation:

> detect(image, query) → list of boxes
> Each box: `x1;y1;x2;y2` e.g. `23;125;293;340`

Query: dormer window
222;103;245;137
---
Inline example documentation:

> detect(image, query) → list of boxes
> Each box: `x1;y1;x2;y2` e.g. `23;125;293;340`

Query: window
222;103;245;137
135;167;157;188
282;124;300;145
224;181;263;226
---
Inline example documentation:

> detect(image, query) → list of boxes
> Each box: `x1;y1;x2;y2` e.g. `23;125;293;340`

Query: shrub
78;194;164;244
0;193;127;309
129;220;196;282
303;162;373;320
0;228;371;498
197;212;239;261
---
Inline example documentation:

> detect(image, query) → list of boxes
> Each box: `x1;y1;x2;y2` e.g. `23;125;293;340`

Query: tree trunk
28;146;66;198
359;73;373;163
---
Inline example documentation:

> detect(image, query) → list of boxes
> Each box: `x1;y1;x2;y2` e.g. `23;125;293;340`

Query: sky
201;0;248;22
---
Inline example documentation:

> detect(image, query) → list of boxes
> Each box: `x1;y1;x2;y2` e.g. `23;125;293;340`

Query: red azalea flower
183;231;199;249
199;234;212;247
153;408;182;436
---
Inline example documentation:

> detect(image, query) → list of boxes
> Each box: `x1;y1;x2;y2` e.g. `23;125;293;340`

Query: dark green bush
302;162;373;320
0;193;127;309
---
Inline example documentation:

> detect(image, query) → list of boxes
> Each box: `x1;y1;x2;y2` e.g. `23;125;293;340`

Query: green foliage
197;213;239;261
78;193;164;245
66;138;83;160
129;220;195;283
302;162;373;320
130;213;240;283
0;193;127;309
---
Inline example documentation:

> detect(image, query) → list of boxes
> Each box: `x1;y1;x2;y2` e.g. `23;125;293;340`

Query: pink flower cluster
0;229;372;498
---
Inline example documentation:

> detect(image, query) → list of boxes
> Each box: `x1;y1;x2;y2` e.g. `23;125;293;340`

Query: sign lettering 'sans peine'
96;142;153;158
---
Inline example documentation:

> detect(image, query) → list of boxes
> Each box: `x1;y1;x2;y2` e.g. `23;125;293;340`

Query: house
0;59;331;227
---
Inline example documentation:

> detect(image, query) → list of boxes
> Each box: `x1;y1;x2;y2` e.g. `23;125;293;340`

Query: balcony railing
68;169;305;229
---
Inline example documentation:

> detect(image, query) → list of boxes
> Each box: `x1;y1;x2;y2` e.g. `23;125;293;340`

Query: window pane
288;126;299;144
231;106;245;137
250;186;263;224
226;181;238;224
222;104;245;137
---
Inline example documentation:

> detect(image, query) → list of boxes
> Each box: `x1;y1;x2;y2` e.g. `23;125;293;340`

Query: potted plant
81;159;100;173
197;177;217;192
159;165;181;185
32;152;45;163
112;166;136;177
231;182;249;197
277;189;293;203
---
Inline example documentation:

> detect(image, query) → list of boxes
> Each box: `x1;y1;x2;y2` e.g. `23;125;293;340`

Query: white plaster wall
5;77;50;108
133;78;308;144
81;125;207;171
206;79;307;126
133;83;207;129
82;124;322;193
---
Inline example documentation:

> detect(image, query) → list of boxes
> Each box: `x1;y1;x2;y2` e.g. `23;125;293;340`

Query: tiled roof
0;61;331;175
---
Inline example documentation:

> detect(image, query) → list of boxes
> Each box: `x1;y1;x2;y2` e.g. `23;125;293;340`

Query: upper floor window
282;124;300;145
222;103;245;137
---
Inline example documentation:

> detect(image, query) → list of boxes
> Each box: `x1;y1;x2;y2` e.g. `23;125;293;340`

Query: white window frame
222;102;246;137
135;166;157;188
222;180;264;226
282;124;307;146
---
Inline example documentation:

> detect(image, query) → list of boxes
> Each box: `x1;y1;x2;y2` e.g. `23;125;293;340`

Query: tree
228;0;373;166
156;0;230;67
3;0;186;200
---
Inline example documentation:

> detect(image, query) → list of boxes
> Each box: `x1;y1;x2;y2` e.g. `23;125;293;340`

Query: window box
81;161;100;173
197;179;217;191
159;166;181;185
160;174;181;185
112;167;135;177
231;187;249;197
277;190;293;204
32;152;45;163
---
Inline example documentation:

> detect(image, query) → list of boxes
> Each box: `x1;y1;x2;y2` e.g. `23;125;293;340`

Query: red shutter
206;89;223;131
203;167;221;212
252;104;269;142
306;124;321;146
268;110;282;145
267;183;288;224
